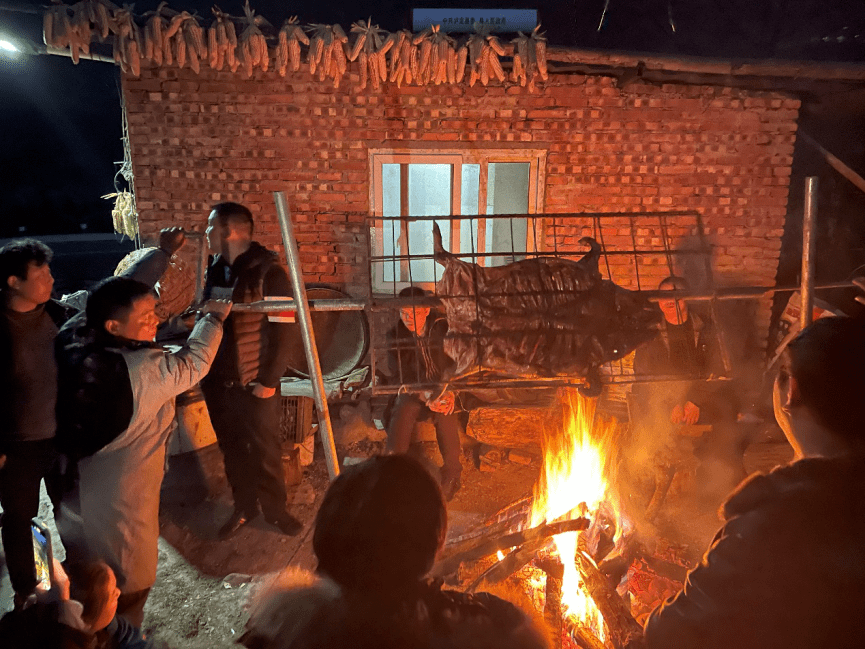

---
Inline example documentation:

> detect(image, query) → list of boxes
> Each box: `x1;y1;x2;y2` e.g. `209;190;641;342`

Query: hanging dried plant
348;18;391;91
275;16;308;76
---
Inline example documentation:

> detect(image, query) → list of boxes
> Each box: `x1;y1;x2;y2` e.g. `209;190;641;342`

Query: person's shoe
218;509;255;540
441;474;462;502
265;511;303;536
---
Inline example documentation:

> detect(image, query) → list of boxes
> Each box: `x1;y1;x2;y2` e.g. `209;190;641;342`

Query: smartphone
31;519;54;590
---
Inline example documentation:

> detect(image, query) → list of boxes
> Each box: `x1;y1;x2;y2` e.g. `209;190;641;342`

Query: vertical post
273;192;340;480
800;177;818;331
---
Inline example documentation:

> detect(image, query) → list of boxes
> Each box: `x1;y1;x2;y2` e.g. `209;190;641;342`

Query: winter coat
77;315;222;594
239;569;549;649
55;331;135;461
0;299;75;451
203;242;293;388
631;313;737;424
644;455;865;649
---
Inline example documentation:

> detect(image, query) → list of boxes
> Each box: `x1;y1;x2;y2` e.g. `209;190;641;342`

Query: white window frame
369;148;547;292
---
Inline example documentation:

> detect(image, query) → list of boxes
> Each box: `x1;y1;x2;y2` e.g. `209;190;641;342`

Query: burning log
538;559;564;649
564;618;609;649
466;539;547;592
433;518;591;579
576;551;644;649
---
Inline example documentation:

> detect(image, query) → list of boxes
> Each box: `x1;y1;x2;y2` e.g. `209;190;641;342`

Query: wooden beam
799;131;865;196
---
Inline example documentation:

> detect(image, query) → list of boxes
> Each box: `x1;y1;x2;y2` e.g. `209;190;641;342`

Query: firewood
433;517;590;578
576;551;643;649
466;538;546;592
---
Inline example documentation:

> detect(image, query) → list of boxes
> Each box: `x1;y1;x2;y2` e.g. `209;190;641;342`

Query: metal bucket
282;286;369;381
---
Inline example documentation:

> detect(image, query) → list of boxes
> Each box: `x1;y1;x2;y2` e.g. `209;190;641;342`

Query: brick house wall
122;62;798;350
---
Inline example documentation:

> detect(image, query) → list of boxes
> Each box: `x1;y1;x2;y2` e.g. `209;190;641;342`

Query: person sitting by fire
644;316;865;649
238;455;548;649
384;286;462;501
630;276;742;502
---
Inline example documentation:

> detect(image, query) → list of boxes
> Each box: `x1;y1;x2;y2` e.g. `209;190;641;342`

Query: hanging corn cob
385;29;413;87
510;26;548;92
236;0;271;78
65;1;94;64
428;25;456;86
275;16;308;77
209;7;239;73
110;6;142;76
43;2;72;50
510;31;529;87
348;18;390;91
466;29;485;87
307;24;348;86
180;13;206;74
142;3;168;66
530;25;548;82
411;25;433;85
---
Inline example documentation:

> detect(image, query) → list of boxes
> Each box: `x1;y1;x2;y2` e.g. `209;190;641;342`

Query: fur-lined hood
239;569;549;649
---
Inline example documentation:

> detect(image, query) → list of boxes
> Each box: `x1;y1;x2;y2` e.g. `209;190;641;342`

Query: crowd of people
2;201;864;648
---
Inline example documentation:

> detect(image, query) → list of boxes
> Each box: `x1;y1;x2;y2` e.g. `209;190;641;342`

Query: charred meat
432;224;659;394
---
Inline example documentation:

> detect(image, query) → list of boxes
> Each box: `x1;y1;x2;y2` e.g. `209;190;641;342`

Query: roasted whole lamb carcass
432;223;659;396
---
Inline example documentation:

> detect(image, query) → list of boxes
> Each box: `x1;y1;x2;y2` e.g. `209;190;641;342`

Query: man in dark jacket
201;202;302;539
0;239;72;608
644;316;865;649
631;276;741;500
386;286;462;500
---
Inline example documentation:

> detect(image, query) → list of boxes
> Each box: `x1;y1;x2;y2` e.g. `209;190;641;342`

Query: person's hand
854;277;865;306
671;404;684;425
0;454;5;470
683;401;700;425
158;227;186;255
201;299;232;322
250;383;277;399
427;390;455;415
51;559;71;601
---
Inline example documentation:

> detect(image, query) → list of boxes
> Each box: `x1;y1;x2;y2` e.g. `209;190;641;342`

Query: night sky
0;0;863;237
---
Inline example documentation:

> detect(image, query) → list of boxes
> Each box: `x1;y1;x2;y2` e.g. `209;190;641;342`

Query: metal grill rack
366;210;725;396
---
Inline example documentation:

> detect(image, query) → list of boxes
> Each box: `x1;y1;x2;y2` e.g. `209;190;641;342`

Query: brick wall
122;63;798;348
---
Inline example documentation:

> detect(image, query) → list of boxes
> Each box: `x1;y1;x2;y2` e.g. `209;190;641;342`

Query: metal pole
801;177;818;330
273;192;340;480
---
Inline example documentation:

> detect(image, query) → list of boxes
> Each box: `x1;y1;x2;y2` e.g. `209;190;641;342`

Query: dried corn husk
104;191;138;240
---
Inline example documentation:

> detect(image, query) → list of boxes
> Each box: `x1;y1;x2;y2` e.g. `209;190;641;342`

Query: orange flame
530;390;623;640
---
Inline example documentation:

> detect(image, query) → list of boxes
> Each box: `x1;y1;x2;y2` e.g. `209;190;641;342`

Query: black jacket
203;242;293;388
645;456;865;649
55;328;151;460
0;299;75;452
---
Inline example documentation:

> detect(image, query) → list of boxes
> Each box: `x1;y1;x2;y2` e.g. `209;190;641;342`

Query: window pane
460;164;481;260
381;164;401;282
486;162;529;266
406;164;451;282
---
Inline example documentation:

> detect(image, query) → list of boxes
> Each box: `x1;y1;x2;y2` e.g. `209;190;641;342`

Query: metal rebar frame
367;210;726;395
360;197;837;396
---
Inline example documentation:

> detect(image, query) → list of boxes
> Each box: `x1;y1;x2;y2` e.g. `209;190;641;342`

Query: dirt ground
0;410;792;648
143;413;540;648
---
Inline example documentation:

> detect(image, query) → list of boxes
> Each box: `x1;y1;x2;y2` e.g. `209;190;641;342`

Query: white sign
412;8;538;33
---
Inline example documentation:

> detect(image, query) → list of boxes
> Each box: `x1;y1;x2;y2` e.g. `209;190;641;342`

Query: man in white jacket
71;276;230;626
